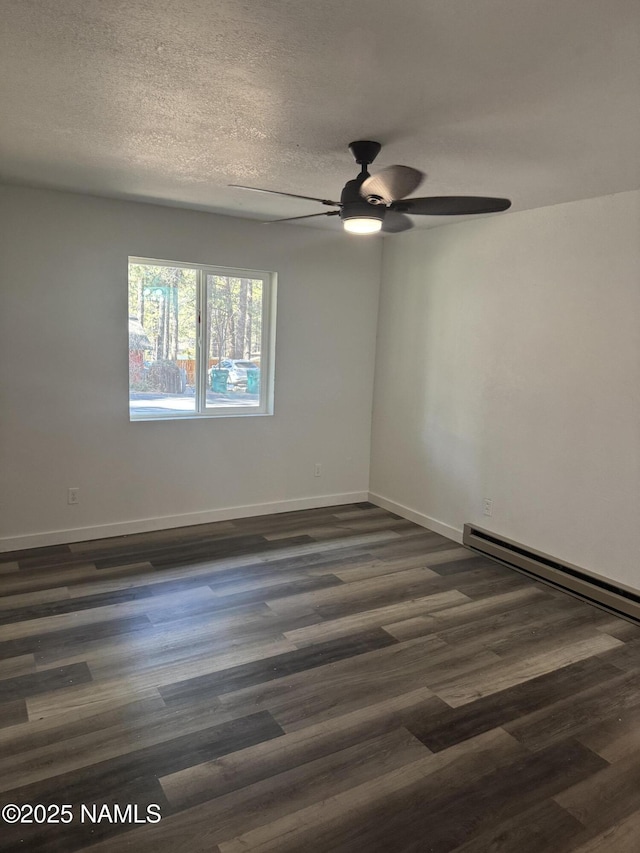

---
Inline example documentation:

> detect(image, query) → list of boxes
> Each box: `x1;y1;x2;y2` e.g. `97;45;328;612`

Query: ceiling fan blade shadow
392;196;511;215
382;211;414;233
264;211;340;224
360;166;425;204
230;185;341;207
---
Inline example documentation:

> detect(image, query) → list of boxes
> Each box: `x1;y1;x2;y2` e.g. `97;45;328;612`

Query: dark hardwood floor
0;503;639;852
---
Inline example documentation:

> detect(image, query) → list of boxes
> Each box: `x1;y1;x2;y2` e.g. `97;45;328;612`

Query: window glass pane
205;275;264;410
128;264;197;417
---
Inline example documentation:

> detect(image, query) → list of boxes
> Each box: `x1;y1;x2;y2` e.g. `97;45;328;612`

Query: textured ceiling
1;0;639;230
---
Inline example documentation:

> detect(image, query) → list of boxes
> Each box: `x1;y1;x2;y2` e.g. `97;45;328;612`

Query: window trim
129;256;276;421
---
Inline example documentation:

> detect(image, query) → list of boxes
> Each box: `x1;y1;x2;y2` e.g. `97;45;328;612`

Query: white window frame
129;257;276;421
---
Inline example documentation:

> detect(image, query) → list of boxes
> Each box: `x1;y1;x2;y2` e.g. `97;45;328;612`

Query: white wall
4;182;639;587
370;190;640;590
0;186;381;548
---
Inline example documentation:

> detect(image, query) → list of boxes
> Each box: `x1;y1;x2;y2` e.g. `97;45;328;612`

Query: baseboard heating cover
463;523;640;623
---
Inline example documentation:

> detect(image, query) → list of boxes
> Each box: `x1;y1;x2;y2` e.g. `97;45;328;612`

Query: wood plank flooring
0;503;639;852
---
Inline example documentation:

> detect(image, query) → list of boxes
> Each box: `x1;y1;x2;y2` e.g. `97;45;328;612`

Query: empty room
1;1;639;851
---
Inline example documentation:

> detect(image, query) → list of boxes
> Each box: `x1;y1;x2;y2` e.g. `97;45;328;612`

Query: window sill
130;410;274;422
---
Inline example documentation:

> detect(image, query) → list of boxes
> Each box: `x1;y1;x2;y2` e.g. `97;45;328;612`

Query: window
128;258;276;420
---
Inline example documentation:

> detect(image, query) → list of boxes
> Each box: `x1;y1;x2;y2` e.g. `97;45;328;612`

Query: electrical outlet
314;463;322;477
483;498;493;517
68;487;80;505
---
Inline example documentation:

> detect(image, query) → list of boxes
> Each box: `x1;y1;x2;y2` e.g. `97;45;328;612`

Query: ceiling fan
230;140;511;234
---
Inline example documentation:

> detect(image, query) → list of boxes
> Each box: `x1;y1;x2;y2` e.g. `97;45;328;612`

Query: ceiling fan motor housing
339;176;386;225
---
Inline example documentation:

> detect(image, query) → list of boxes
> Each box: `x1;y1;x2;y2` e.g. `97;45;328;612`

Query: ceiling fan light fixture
343;216;383;234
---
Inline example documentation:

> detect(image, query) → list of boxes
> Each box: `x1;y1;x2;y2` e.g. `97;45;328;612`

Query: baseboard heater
463;523;640;623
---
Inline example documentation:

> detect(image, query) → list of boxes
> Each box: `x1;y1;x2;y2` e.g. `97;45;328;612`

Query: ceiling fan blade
392;196;511;216
230;184;340;207
264;211;340;224
360;166;425;204
382;211;414;233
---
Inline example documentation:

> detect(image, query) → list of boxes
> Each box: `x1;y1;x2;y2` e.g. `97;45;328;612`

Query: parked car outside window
209;359;259;389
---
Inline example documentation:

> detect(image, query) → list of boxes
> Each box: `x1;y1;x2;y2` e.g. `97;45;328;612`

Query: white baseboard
0;491;370;552
368;492;463;544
